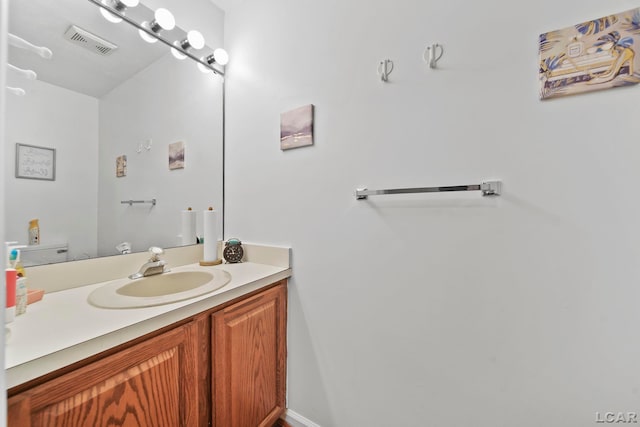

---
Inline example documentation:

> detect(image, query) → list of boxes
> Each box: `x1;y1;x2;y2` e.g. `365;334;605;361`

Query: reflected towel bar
355;181;501;200
121;199;157;206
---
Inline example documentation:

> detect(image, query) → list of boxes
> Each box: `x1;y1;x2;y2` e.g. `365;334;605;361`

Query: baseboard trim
283;409;322;427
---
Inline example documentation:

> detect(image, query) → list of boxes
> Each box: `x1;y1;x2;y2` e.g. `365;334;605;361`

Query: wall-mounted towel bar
121;199;157;206
355;180;501;200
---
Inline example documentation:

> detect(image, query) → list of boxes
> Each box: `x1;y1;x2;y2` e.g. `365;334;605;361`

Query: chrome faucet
129;247;170;280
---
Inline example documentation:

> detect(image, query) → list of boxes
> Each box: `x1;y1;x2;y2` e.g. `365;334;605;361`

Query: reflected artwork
116;155;127;177
280;104;314;150
169;141;185;170
539;7;640;99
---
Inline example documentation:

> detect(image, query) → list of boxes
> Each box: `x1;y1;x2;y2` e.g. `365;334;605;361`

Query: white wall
5;79;98;261
224;0;640;426
97;53;223;255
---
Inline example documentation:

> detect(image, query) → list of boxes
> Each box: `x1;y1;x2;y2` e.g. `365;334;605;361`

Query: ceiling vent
63;25;118;56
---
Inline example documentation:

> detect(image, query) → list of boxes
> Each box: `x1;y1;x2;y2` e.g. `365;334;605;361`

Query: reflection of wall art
539;7;640;99
15;143;56;181
280;104;314;150
116;155;127;177
169;141;185;170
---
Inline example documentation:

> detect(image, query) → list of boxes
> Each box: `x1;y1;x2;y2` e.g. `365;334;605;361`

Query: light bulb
198;54;215;73
186;30;205;50
213;48;229;66
171;42;187;60
138;9;175;43
100;6;122;23
139;23;158;43
99;0;139;24
154;8;175;30
198;62;213;74
172;30;204;60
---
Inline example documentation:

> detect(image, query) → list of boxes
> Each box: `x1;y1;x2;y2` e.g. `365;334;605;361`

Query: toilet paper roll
181;209;197;246
203;207;219;262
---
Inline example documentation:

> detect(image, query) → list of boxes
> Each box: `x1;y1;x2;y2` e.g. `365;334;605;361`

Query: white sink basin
88;269;231;309
117;271;215;297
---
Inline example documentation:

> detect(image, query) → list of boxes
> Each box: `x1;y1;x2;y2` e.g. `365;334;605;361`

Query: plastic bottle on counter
9;248;28;315
5;269;17;323
9;249;25;277
29;219;40;245
16;277;27;315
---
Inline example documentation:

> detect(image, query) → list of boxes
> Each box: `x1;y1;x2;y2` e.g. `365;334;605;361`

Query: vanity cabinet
8;281;287;427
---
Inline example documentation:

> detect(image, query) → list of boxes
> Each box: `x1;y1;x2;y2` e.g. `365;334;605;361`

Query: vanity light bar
86;0;225;76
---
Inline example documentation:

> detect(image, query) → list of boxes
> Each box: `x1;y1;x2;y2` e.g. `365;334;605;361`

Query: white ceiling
8;0;186;98
207;0;235;12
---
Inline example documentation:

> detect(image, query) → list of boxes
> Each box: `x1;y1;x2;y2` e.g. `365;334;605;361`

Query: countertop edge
7;267;292;389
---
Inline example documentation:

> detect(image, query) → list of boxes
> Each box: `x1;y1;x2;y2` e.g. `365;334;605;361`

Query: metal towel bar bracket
121;199;157;206
355;180;501;200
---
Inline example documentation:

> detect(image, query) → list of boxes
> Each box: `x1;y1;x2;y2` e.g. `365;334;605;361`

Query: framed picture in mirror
15;143;56;181
169;141;185;170
116;155;127;177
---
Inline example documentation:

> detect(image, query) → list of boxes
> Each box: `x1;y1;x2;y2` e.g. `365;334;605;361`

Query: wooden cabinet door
212;283;287;427
8;321;201;427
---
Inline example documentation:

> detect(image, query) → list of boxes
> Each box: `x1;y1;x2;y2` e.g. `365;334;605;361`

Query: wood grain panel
195;312;212;427
34;349;179;426
9;321;200;427
276;419;293;427
212;283;287;427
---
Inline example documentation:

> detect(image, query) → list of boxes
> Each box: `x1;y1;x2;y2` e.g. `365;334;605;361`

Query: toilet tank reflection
21;243;69;267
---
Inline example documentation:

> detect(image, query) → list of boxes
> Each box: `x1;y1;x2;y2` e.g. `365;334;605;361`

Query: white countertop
6;261;291;389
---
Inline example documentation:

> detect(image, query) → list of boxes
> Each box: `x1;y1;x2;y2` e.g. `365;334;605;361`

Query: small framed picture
116;155;127;177
281;104;314;150
539;7;640;99
15;143;56;181
169;141;185;170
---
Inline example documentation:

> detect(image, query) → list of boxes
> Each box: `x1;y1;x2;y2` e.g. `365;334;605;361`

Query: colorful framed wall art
539;7;640;99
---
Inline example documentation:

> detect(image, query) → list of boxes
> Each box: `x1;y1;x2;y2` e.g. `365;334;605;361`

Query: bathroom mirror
4;0;224;265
